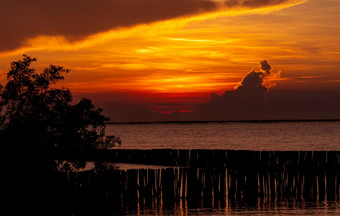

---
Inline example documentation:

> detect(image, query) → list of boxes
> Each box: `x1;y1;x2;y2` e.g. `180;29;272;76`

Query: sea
99;121;340;215
55;121;340;216
106;121;340;151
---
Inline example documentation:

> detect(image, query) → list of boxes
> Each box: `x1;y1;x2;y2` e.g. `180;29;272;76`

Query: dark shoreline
46;149;340;169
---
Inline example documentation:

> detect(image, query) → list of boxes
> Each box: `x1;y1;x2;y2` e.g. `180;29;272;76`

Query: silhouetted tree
0;55;120;152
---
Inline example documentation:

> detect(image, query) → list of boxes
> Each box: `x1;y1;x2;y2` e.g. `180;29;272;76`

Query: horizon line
106;118;340;125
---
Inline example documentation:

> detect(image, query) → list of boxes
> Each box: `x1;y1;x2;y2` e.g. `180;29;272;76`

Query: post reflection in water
116;166;339;215
53;151;340;215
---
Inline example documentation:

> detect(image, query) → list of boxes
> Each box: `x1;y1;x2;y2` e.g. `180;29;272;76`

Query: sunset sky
0;0;339;122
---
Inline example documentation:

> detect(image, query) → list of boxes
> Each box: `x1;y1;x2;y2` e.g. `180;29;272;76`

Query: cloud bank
207;60;274;113
196;60;340;121
0;0;302;51
68;60;340;122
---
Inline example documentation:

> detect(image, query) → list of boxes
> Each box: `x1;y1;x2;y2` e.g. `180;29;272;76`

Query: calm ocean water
101;121;340;215
106;121;340;151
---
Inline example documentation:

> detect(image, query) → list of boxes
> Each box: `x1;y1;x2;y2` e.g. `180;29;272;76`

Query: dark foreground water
37;150;339;216
106;121;340;150
57;121;340;215
2;121;340;215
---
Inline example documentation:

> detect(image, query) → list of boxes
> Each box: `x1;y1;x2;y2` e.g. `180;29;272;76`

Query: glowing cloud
0;0;306;53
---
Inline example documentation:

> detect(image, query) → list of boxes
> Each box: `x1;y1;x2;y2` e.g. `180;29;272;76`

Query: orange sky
0;0;339;121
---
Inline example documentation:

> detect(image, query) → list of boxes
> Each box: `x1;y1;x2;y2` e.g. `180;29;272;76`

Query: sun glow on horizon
1;0;340;115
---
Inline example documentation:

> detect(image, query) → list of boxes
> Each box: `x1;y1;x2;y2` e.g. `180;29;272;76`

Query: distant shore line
107;118;340;124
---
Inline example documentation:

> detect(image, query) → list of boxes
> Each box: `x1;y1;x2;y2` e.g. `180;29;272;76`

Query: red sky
0;0;340;122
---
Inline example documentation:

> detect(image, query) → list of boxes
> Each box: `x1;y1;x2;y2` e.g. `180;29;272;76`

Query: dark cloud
94;90;340;122
196;61;272;120
211;60;272;106
0;0;217;51
224;0;291;8
1;0;298;51
193;60;340;121
260;60;272;74
264;89;340;120
73;60;340;122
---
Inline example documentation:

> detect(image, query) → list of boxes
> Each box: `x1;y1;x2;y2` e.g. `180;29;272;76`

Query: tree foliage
0;55;120;152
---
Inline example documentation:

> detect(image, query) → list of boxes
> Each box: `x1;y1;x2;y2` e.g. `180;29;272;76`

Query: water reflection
115;166;340;215
45;151;340;215
17;150;334;216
